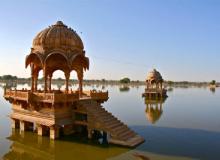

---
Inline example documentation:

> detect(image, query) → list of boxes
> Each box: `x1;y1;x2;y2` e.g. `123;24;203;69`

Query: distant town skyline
0;0;220;81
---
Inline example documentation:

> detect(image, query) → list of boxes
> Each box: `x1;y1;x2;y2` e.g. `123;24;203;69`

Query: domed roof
32;21;84;52
146;69;163;82
26;21;89;72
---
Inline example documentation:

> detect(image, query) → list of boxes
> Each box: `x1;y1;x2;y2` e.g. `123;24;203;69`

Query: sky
0;0;219;81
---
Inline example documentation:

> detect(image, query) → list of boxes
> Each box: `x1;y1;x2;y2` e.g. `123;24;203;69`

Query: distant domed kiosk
142;69;167;99
4;21;144;147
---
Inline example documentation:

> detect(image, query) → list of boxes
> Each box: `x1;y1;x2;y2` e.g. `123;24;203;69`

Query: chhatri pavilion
143;69;167;124
142;69;167;99
4;21;144;147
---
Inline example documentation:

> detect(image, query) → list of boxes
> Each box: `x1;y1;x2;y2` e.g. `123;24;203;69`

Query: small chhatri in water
3;21;144;147
142;69;167;99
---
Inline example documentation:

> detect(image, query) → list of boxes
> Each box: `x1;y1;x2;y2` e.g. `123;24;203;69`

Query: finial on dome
55;21;64;25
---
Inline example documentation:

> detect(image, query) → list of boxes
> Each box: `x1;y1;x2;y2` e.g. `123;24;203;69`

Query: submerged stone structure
4;21;144;147
142;69;167;99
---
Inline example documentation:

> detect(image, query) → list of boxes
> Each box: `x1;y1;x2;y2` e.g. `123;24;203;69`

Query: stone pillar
87;128;92;139
148;81;150;89
50;125;60;140
34;72;39;92
20;120;25;131
11;119;17;129
77;70;83;97
31;64;34;92
31;75;34;92
37;124;48;136
65;72;70;93
43;67;48;92
37;124;43;136
48;74;52;92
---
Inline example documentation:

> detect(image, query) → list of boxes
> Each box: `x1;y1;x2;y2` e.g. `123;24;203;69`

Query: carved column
50;125;60;140
34;71;39;92
43;67;47;92
11;119;19;129
31;64;34;92
77;69;83;97
146;81;149;90
37;124;48;136
20;120;25;131
48;73;53;92
65;72;70;93
87;128;92;139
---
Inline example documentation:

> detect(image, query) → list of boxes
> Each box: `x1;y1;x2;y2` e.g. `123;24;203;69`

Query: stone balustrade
145;88;164;93
4;89;29;101
4;89;108;103
89;90;109;100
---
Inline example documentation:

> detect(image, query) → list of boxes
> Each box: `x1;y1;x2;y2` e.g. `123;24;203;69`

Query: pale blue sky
0;0;219;81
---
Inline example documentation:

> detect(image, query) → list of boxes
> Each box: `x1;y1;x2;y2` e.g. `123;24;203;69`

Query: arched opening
44;53;70;92
51;70;65;91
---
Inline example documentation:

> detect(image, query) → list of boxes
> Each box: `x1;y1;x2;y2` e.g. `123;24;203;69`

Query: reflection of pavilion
119;85;130;92
145;98;166;124
3;21;143;147
209;87;215;93
3;130;129;160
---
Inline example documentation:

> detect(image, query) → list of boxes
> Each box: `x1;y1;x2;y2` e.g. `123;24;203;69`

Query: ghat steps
81;100;144;147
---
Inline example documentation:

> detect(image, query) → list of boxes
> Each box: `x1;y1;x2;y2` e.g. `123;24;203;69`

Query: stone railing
4;89;30;101
4;89;108;103
145;88;164;93
4;89;79;103
53;93;79;102
32;92;55;103
89;90;109;100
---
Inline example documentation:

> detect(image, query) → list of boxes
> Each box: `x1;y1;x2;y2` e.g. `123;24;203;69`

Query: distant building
142;69;167;99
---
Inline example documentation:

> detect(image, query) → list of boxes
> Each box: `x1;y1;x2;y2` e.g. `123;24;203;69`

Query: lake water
0;84;220;160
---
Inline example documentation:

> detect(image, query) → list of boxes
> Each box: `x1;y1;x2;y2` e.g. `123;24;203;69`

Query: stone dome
26;21;89;71
32;21;84;52
146;69;163;83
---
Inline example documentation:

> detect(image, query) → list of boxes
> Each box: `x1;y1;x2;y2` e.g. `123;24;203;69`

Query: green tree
210;80;216;85
120;77;130;84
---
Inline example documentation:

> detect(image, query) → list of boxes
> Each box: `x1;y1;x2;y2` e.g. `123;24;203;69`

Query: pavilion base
5;89;144;147
142;89;168;100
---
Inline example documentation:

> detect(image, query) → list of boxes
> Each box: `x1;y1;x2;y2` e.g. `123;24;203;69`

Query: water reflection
119;85;130;92
3;129;129;160
167;87;174;92
209;87;215;94
144;98;166;124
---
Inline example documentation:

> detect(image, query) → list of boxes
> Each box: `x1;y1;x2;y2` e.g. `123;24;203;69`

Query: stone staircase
84;100;144;147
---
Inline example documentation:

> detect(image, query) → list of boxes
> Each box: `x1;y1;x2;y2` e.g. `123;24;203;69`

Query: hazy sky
0;0;219;81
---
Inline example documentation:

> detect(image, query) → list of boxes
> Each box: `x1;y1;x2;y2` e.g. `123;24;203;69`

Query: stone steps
86;102;144;147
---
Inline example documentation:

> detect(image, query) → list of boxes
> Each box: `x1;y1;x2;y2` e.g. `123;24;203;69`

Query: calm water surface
0;84;220;160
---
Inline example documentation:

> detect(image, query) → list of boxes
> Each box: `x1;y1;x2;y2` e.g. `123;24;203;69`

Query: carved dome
146;69;163;83
25;21;89;73
32;21;84;52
